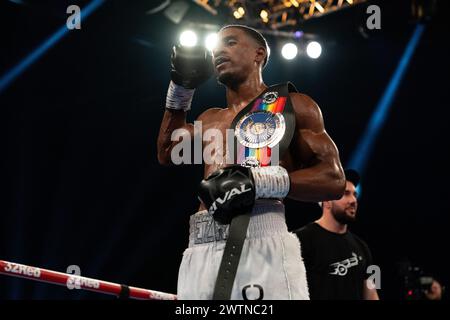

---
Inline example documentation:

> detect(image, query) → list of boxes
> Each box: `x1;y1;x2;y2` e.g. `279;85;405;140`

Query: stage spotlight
204;33;218;51
260;9;269;23
233;6;245;19
281;43;298;60
306;41;322;59
179;30;198;47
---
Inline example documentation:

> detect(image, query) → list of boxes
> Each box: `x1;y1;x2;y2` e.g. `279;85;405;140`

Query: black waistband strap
212;213;250;300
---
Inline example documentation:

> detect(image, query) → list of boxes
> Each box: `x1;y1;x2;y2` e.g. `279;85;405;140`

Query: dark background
1;0;448;299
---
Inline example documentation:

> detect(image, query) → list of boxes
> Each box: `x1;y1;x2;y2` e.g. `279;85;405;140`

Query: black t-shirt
296;222;373;300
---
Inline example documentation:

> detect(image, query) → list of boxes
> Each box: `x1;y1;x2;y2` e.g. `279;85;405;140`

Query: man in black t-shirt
295;169;379;300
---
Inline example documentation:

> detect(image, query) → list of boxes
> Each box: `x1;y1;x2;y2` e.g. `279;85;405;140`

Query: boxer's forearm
287;162;345;202
157;80;196;165
157;109;193;165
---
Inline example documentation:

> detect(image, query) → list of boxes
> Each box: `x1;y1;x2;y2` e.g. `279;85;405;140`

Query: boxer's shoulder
289;92;320;114
196;107;225;123
289;92;324;130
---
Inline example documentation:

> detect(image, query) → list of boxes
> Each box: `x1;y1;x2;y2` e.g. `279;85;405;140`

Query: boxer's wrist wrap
250;166;290;199
165;81;195;111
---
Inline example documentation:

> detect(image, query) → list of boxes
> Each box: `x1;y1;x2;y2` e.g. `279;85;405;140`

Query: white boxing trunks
177;199;309;300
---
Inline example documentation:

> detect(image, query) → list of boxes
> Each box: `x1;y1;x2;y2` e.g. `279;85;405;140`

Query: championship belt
213;83;297;300
231;82;297;167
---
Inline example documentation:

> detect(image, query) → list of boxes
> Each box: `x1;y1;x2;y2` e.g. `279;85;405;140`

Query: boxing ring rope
0;259;177;300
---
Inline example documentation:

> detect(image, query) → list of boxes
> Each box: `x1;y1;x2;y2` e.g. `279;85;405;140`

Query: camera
397;261;434;300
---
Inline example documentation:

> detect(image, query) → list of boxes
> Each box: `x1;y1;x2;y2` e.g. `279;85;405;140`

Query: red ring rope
0;259;177;300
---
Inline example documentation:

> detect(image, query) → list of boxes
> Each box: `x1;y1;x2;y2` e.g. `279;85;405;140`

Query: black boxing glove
198;165;291;224
170;45;214;89
198;165;256;224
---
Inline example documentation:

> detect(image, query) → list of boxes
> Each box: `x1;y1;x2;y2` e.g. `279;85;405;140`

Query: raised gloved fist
198;165;256;224
170;45;214;89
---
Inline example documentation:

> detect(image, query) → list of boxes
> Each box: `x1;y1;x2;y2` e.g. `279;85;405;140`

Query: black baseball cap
344;169;360;187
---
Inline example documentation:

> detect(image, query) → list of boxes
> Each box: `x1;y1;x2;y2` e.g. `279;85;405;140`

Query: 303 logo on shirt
329;255;381;289
329;252;362;276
